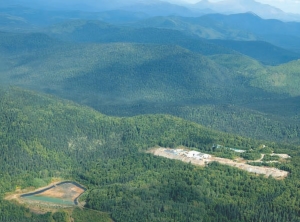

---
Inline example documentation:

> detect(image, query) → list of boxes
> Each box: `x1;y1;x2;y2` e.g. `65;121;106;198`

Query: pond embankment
19;181;86;206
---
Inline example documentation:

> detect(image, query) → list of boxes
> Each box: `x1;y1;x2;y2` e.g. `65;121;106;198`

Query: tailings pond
21;181;86;206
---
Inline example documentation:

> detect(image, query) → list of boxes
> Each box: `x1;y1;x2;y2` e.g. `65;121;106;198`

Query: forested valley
1;3;300;222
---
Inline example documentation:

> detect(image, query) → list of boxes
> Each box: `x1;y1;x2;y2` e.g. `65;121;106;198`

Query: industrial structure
164;148;211;160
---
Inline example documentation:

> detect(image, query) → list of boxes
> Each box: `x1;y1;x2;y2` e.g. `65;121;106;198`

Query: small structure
230;148;246;153
214;144;246;153
186;151;200;158
184;151;211;160
163;148;211;161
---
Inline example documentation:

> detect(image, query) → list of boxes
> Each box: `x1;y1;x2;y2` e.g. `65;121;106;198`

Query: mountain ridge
1;30;300;145
2;0;300;21
1;3;300;222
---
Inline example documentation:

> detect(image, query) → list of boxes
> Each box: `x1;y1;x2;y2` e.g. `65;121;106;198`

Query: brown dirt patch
37;183;85;201
5;180;86;213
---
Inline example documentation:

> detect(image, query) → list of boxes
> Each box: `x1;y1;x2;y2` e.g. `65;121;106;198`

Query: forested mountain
47;18;300;65
131;13;300;52
202;13;300;52
0;32;236;102
0;88;300;222
210;54;300;97
210;39;300;65
1;29;300;144
131;15;257;40
1;4;300;222
4;0;300;21
0;32;61;53
46;19;236;56
190;0;300;21
2;6;300;53
0;6;151;32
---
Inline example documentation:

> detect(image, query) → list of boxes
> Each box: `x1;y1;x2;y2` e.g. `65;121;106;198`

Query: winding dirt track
148;148;289;179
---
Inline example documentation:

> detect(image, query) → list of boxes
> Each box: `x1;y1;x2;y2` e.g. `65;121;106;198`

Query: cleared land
34;183;85;201
6;181;86;211
148;147;289;179
21;181;86;207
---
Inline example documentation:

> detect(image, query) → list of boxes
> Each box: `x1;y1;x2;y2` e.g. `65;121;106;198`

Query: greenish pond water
23;195;74;205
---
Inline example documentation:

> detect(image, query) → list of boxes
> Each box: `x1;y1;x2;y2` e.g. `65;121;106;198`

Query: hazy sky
259;0;300;14
174;0;300;14
4;0;300;14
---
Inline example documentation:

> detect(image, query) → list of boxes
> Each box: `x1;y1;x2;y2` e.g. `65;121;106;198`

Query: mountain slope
1;87;300;222
5;30;300;102
210;39;300;65
209;54;300;97
120;0;195;17
0;31;61;53
0;6;149;32
131;13;300;52
1;31;300;145
202;13;300;51
0;32;241;104
46;19;236;56
191;0;298;20
131;15;258;40
47;19;300;65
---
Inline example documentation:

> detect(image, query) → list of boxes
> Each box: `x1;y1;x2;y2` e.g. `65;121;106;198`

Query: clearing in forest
148;147;289;179
19;181;86;207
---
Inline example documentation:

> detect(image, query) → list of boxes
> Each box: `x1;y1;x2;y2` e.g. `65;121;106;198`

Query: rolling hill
1;5;300;221
202;13;300;51
130;13;300;52
0;31;239;103
0;6;149;32
1;30;300;145
46;19;236;56
210;54;300;97
0;87;300;222
210;39;300;65
131;15;258;40
45;19;300;65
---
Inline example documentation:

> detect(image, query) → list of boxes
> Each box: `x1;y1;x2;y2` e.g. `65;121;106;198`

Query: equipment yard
148;147;289;179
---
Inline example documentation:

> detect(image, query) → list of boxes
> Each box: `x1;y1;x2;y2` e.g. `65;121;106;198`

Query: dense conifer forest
0;88;300;222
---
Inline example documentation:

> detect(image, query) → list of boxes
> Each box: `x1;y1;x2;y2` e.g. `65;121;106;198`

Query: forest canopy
0;88;299;222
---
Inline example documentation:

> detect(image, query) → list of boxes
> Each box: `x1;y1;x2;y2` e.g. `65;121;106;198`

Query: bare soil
37;183;85;201
148;147;289;179
4;180;61;202
5;181;86;214
271;153;291;159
